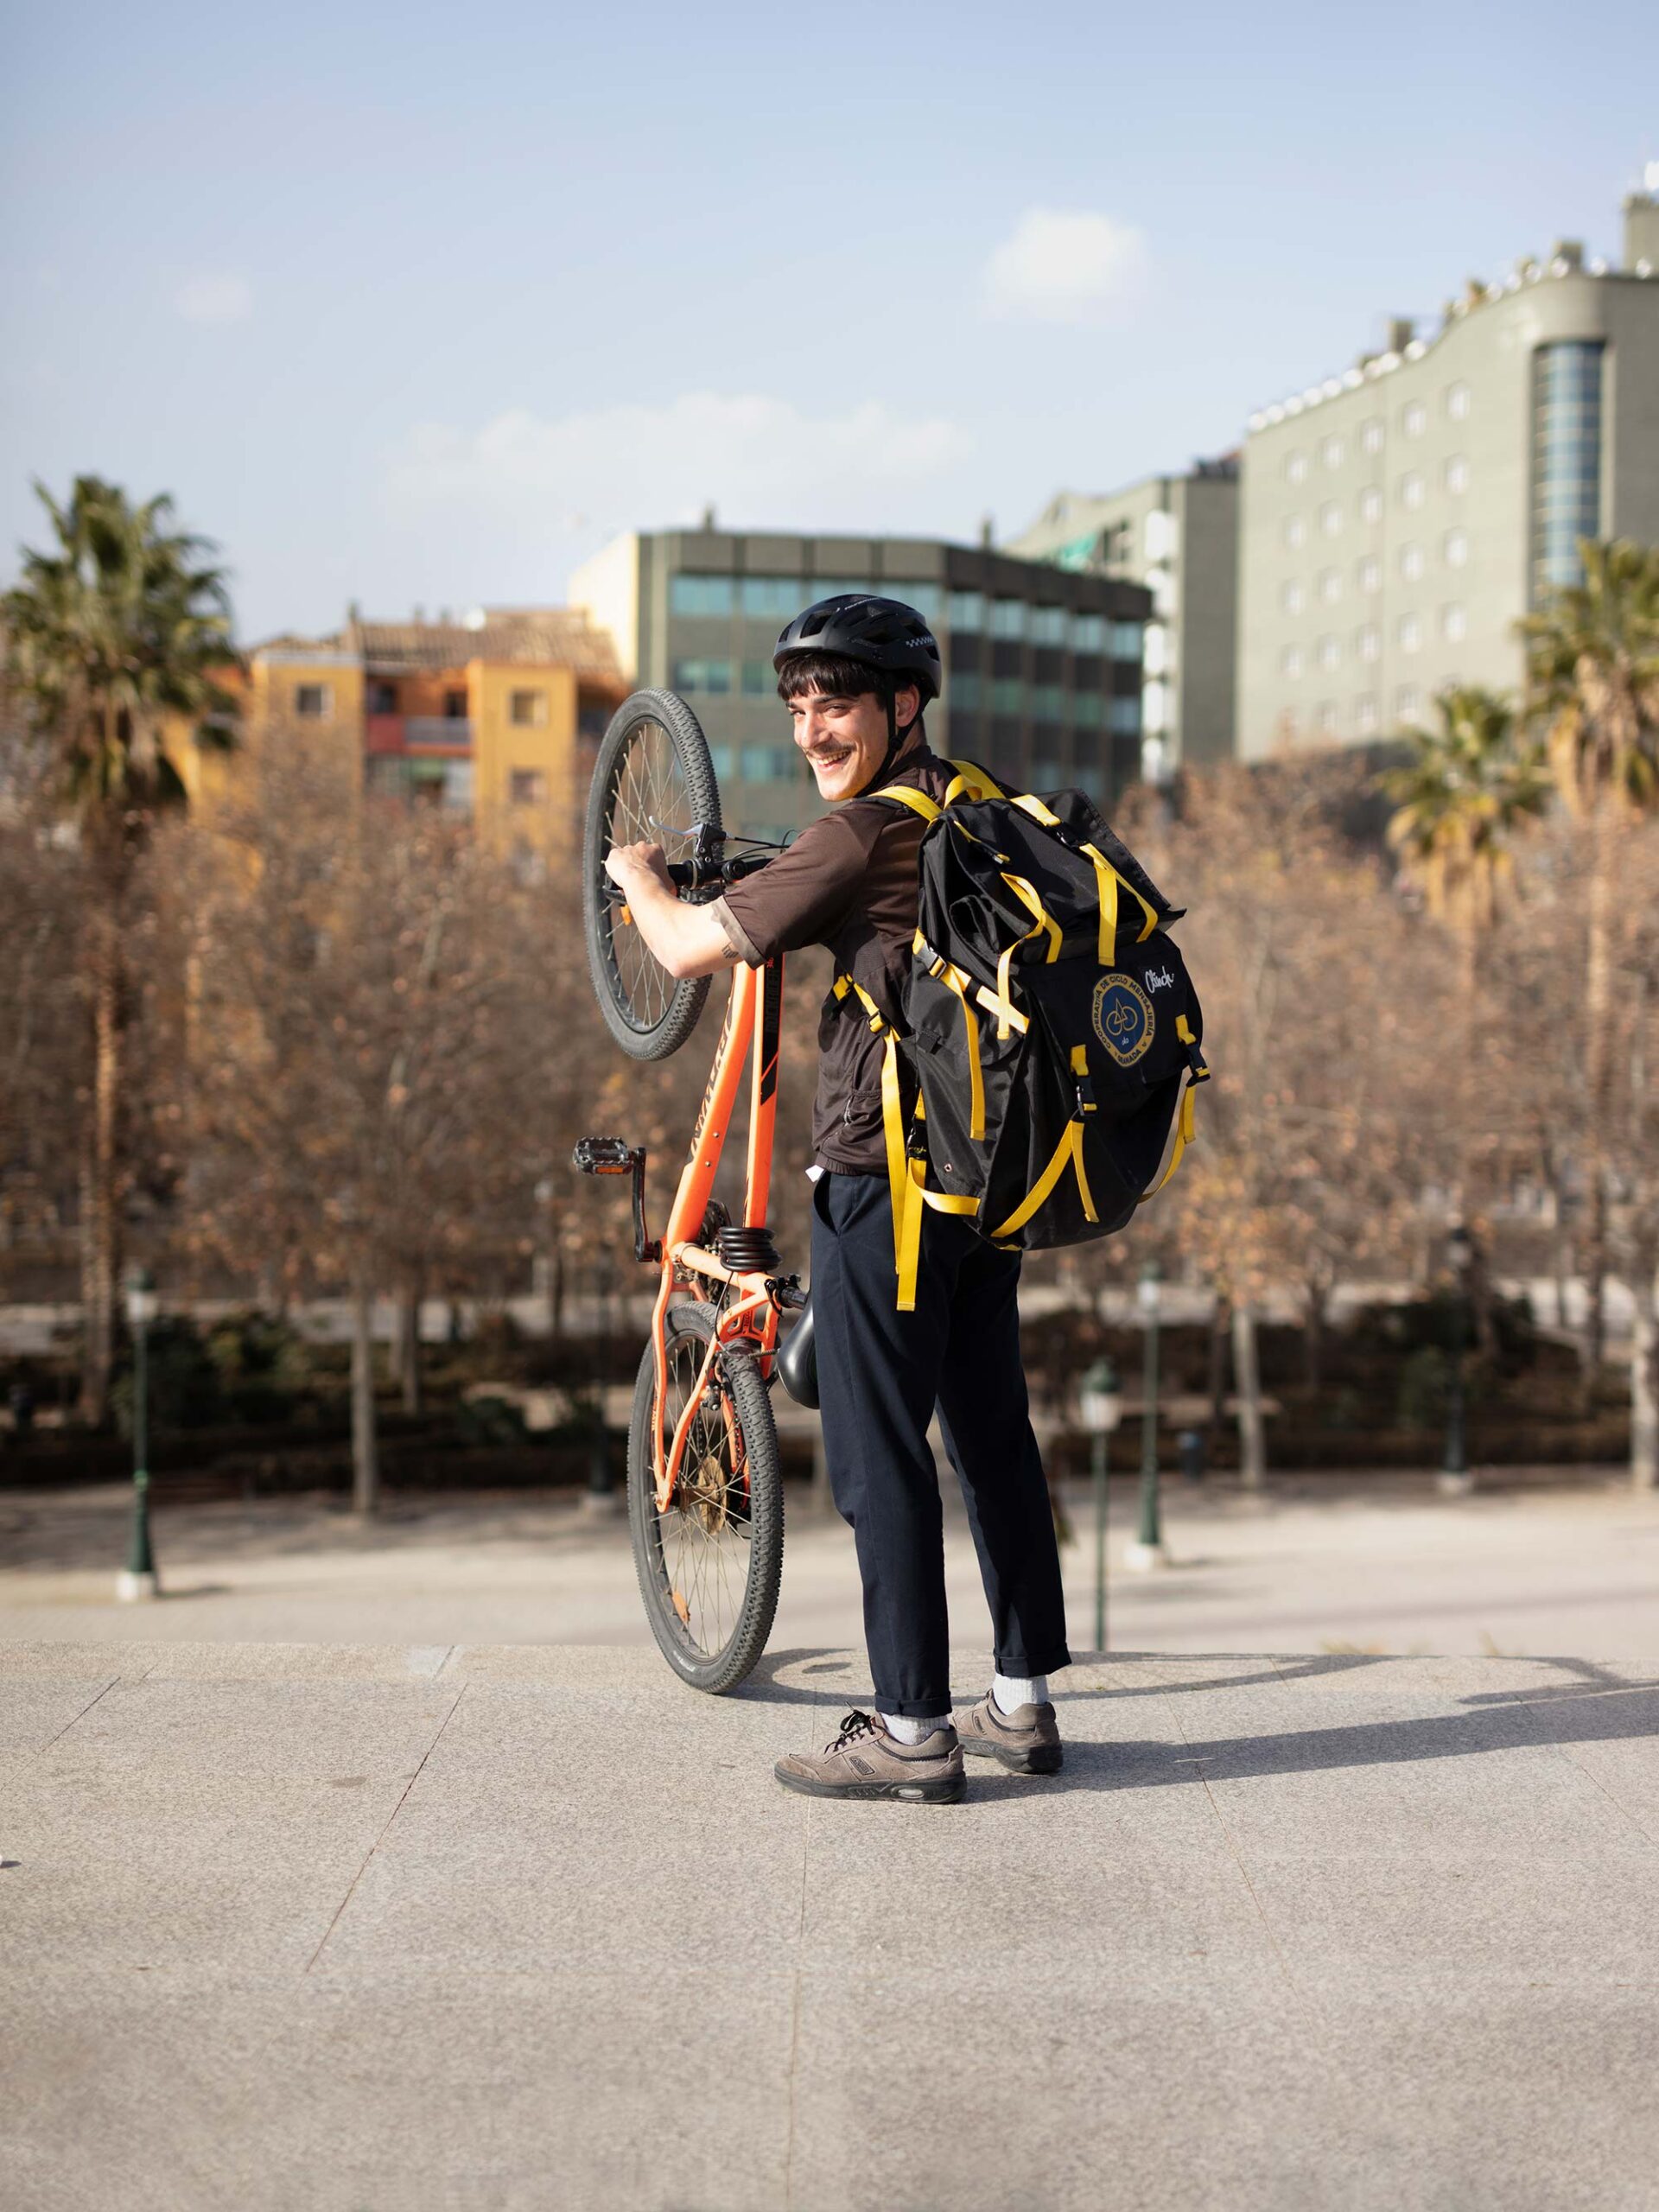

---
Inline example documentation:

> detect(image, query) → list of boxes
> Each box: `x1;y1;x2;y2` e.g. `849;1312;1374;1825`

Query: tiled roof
352;608;622;680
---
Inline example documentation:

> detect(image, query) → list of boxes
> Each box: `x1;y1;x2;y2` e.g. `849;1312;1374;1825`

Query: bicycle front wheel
583;689;722;1062
627;1302;784;1694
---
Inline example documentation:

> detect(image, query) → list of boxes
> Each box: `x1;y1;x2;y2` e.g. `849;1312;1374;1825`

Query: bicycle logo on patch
1091;973;1154;1067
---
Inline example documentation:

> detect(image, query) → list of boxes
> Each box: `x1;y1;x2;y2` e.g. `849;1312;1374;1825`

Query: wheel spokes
652;1332;753;1662
601;720;700;1036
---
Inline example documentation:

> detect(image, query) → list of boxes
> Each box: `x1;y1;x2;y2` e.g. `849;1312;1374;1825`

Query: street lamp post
118;1267;160;1602
1125;1261;1170;1571
1439;1224;1476;1498
1078;1356;1122;1650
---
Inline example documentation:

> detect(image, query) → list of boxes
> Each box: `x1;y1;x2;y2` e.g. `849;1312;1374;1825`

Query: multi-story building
181;607;626;861
1007;458;1239;772
569;526;1152;838
1236;184;1659;760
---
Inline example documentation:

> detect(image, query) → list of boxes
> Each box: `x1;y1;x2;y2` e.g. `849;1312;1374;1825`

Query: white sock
992;1673;1046;1716
880;1711;948;1745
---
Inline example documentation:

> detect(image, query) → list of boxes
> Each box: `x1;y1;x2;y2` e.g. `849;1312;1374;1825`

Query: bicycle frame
645;954;788;1513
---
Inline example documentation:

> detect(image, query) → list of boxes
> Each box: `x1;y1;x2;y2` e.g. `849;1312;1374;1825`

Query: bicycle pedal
573;1136;638;1176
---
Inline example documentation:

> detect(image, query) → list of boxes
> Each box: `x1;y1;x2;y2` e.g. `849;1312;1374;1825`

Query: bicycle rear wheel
627;1302;784;1694
583;689;722;1062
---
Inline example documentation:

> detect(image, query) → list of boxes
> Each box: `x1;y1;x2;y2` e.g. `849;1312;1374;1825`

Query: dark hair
775;649;899;704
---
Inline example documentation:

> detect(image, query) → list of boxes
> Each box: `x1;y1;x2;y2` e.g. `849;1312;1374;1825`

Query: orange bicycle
575;689;801;1694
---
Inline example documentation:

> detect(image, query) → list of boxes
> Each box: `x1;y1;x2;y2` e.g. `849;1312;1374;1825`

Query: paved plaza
4;1635;1659;2211
4;1474;1659;1658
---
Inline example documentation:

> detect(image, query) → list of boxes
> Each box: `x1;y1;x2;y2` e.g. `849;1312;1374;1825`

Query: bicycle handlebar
605;846;779;900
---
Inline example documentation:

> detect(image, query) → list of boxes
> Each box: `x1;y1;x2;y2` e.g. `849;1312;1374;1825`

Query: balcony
365;715;406;756
407;716;474;751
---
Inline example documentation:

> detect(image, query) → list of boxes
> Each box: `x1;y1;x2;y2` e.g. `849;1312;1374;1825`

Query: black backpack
839;759;1209;1309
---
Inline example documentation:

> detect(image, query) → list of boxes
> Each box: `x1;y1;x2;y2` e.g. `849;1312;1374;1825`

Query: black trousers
810;1170;1071;1719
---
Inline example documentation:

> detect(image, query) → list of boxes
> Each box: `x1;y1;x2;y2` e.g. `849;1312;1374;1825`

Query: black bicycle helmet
772;594;942;702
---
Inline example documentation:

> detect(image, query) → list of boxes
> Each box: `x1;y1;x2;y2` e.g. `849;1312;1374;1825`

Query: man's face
787;682;920;803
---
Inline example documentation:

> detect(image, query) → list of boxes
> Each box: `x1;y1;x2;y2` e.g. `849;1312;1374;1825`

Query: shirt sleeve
712;806;886;964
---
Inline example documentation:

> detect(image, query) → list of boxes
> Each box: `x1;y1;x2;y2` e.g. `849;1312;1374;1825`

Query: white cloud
174;274;253;325
982;209;1147;325
385;391;971;543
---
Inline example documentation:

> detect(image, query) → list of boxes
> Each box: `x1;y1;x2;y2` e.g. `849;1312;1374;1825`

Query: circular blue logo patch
1091;974;1154;1067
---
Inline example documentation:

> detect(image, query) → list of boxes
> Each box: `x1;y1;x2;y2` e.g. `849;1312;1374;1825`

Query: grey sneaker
774;1709;965;1803
957;1691;1063;1775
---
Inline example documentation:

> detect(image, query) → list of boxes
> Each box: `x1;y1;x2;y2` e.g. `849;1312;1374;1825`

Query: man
603;594;1068;1803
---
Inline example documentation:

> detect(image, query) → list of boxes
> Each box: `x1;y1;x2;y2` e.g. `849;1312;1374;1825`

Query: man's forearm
615;873;741;980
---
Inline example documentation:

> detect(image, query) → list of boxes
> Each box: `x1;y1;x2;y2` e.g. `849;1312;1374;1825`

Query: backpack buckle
1074;1076;1096;1117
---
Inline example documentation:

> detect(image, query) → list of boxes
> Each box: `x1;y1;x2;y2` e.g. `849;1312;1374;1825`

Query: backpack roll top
839;761;1209;1306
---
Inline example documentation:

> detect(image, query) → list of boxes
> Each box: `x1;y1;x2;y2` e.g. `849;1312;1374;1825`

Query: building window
1397;613;1421;652
1108;696;1141;735
1286;450;1308;484
1446;381;1471;421
509;768;547;806
444;689;467;718
671;658;732;693
1028;605;1067;645
892;582;943;621
990;600;1027;641
948;590;984;632
1395;684;1423;722
1281;580;1304;615
508;688;547;727
369;681;397;715
1531;340;1604;599
1357;555;1382;594
739;576;805;620
1317;634;1341;671
1359;486;1382;524
1444;529;1469;569
1145;511;1179;562
1317;700;1340;735
442;760;474;811
669;574;735;618
950;672;982;710
1356;624;1380;664
1400;471;1425;510
1028;682;1064;721
991;677;1026;715
1356;694;1380;734
1319;501;1343;537
1444;454;1470;495
294;683;331;719
1402;401;1427;438
1109;621;1145;663
1284;515;1306;550
1321;435;1344;470
1399;543;1424;582
1441;603;1467;642
709;744;736;779
1360;417;1384;456
740;743;796;783
1319;569;1342;604
1281;645;1304;678
1070;687;1103;728
741;660;772;696
1070;610;1106;652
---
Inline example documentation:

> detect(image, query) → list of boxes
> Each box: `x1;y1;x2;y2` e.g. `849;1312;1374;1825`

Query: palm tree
2;477;236;1421
1382;687;1549;1407
1382;685;1550;953
1520;537;1659;1382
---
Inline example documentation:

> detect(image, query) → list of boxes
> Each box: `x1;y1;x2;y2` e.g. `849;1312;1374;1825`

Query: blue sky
3;0;1655;640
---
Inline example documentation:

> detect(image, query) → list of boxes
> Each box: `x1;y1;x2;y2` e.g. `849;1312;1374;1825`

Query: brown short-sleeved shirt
713;737;956;1175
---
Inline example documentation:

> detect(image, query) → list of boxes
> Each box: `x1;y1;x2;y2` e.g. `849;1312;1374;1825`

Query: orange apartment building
182;607;626;864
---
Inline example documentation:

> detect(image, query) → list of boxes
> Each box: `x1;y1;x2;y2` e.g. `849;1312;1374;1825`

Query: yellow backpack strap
873;783;942;826
1012;791;1060;828
988;1046;1101;1242
1141;1071;1200;1201
943;758;1005;805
